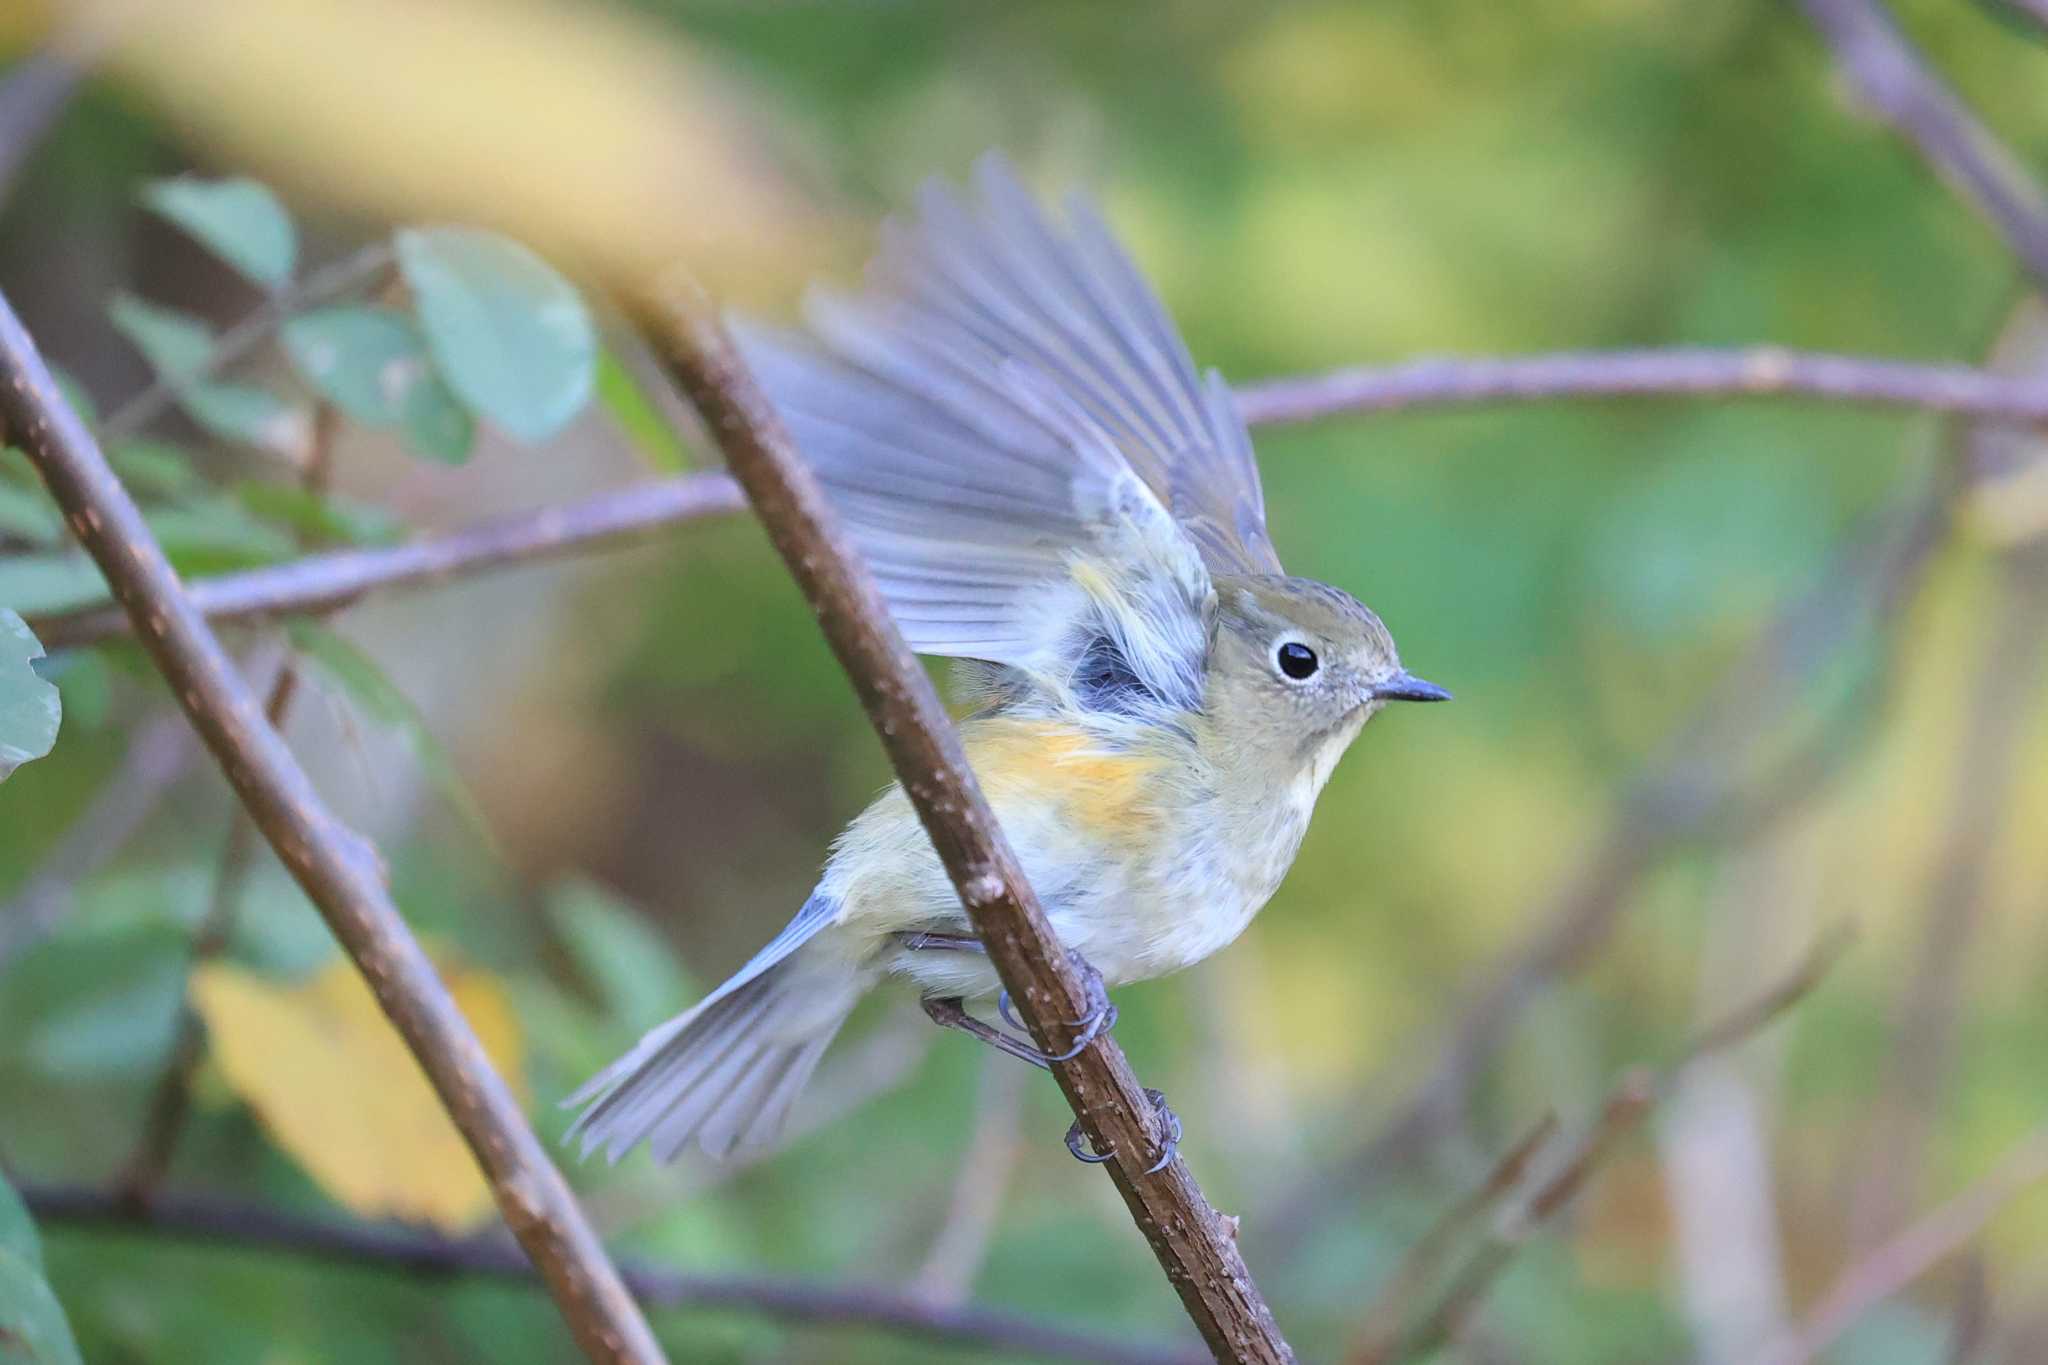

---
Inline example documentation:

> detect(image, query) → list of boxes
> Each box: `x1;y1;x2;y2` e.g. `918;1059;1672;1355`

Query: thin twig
0;288;667;1364
1758;1125;2048;1365
1354;926;1854;1364
638;280;1297;1364
1796;0;2048;291
1235;348;2048;429
1384;1073;1659;1365
26;471;749;649
99;242;397;442
1267;460;1956;1257
117;407;340;1199
0;711;195;970
1342;1111;1559;1363
1847;559;2048;1248
114;658;293;1199
37;342;2045;653
17;1182;1208;1365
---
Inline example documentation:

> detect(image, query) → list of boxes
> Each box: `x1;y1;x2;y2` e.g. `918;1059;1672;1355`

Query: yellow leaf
192;957;526;1232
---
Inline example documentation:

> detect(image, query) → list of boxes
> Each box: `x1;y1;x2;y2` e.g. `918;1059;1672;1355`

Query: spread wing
737;154;1280;714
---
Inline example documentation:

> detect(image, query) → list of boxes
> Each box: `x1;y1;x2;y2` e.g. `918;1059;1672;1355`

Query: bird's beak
1374;671;1452;703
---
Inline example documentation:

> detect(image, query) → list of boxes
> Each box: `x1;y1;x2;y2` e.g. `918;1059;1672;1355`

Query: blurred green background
5;1;2048;1362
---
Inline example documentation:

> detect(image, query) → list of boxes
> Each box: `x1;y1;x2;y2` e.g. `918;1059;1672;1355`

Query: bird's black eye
1276;641;1319;681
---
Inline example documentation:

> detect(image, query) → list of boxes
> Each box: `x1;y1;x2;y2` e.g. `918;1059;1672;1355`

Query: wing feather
738;153;1277;713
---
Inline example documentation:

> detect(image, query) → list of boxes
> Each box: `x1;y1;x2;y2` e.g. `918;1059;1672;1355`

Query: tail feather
566;894;859;1163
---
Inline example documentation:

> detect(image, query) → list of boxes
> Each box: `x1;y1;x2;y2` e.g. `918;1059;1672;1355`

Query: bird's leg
897;932;1119;1066
920;995;1055;1071
898;932;1167;1168
1065;1088;1183;1175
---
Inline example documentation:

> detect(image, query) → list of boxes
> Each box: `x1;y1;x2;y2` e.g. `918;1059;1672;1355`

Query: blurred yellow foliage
191;957;525;1231
60;0;829;302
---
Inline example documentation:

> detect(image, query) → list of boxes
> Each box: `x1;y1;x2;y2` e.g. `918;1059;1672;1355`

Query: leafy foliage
106;295;305;457
395;227;597;443
139;177;298;288
279;306;477;463
0;1177;80;1365
0;612;59;783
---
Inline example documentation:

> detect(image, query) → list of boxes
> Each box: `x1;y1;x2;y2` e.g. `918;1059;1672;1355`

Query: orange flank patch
965;719;1168;835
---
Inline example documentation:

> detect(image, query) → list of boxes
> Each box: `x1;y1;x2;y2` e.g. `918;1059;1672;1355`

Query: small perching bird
568;154;1447;1165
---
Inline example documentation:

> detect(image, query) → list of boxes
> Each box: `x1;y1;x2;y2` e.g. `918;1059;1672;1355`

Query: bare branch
1847;558;2048;1249
26;471;749;649
637;280;1297;1363
37;342;2044;653
1354;926;1853;1364
0;289;667;1364
1670;922;1858;1070
1265;459;1956;1257
1343;1112;1559;1363
115;654;294;1199
18;1182;1208;1365
1236;348;2048;429
1759;1125;2048;1365
1796;0;2048;290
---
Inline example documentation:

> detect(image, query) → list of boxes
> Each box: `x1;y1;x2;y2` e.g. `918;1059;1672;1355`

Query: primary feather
736;153;1282;716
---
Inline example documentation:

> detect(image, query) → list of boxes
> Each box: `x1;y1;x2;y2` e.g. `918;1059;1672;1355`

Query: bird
566;153;1448;1166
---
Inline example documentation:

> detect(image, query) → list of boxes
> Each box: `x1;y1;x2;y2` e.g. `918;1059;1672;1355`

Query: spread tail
566;893;858;1163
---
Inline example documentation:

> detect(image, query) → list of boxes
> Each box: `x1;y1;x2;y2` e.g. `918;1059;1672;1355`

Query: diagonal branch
1759;1123;2048;1365
1797;0;2048;291
1348;924;1854;1365
0;290;667;1364
1234;347;2048;428
636;279;1296;1364
26;471;749;649
18;1182;1207;1365
1265;451;1959;1259
30;347;2048;651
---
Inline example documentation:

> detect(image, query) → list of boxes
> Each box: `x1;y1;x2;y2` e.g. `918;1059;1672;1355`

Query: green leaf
107;296;306;457
548;878;690;1026
0;1179;39;1272
235;482;402;546
278;304;474;461
9;914;190;1080
107;294;212;380
287;621;498;853
399;370;476;464
0;1248;82;1365
38;651;111;731
0;611;60;782
141;176;297;287
108;440;205;500
0;479;61;546
395;227;595;443
281;306;428;426
596;349;690;473
144;494;299;575
181;384;307;459
0;555;107;616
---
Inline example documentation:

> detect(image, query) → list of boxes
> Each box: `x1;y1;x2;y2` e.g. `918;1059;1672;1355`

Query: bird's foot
1065;1088;1182;1175
907;940;1118;1068
998;949;1117;1064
